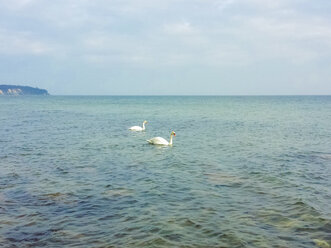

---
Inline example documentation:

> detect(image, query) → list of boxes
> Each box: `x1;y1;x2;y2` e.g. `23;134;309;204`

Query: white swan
147;131;176;146
129;120;147;131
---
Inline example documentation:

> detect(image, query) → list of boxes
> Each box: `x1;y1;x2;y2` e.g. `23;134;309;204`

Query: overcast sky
0;0;331;95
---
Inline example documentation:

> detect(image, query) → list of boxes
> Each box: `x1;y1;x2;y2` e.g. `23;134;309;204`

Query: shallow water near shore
0;96;331;247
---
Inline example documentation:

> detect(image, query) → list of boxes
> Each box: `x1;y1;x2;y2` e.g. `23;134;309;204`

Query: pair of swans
129;121;176;146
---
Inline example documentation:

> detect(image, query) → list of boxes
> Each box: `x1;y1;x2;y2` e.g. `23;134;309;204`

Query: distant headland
0;85;49;96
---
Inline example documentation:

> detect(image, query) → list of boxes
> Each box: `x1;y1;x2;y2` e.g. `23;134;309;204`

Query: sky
0;0;331;95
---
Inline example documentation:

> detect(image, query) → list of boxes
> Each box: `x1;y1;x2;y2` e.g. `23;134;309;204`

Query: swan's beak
173;133;176;136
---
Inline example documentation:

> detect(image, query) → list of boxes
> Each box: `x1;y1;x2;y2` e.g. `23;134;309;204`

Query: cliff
0;85;49;96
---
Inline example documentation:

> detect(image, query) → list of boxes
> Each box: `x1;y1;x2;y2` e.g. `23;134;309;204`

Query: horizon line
47;94;331;97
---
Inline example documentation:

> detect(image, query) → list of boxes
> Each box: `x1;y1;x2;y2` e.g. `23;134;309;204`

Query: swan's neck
169;134;173;145
142;122;145;130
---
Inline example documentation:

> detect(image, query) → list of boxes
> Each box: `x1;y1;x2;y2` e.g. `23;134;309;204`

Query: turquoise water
0;96;330;247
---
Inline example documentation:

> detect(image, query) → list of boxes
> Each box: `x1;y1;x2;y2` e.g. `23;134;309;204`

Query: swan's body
147;131;176;146
129;121;147;131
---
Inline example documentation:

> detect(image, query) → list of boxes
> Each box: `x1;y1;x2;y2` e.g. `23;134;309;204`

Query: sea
0;96;330;248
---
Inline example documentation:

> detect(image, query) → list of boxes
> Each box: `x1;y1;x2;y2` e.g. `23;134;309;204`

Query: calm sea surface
0;96;330;247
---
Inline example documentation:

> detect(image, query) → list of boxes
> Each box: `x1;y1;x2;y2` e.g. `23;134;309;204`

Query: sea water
0;96;330;247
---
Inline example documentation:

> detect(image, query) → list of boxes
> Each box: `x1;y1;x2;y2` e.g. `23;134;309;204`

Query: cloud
0;0;36;10
0;29;51;55
235;11;331;63
163;21;197;35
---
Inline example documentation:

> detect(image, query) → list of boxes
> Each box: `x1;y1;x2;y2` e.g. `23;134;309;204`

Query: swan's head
143;120;148;124
171;131;176;136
